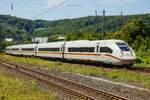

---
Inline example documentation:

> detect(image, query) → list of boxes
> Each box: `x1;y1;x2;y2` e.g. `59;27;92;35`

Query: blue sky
0;0;150;21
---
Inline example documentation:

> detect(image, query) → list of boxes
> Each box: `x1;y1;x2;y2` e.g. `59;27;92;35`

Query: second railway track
127;66;150;73
0;60;127;100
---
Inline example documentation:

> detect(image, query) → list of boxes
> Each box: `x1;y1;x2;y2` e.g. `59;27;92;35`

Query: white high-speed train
5;40;136;66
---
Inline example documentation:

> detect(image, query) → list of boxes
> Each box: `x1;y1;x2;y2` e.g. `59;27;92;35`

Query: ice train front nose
116;42;136;65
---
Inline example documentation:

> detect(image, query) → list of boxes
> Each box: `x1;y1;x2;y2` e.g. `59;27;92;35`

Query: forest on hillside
0;14;150;58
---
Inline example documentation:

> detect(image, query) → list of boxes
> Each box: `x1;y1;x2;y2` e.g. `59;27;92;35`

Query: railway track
127;66;150;73
0;60;127;100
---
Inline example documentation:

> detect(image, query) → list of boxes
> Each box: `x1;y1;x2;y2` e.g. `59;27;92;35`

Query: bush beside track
134;56;150;68
0;53;150;90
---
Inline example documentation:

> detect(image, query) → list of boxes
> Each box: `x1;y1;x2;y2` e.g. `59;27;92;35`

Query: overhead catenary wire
4;0;148;20
121;0;124;16
67;4;80;18
31;0;69;19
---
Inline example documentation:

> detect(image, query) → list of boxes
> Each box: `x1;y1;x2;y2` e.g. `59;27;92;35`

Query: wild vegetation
0;66;58;100
1;53;150;90
0;14;150;64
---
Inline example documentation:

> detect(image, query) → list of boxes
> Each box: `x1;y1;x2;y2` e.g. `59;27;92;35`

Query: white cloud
47;0;66;6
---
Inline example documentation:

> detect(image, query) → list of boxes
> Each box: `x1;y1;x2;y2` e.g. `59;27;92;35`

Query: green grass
1;53;150;90
134;56;150;68
0;66;58;100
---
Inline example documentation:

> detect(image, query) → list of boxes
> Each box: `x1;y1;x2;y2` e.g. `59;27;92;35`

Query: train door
61;43;65;59
96;44;100;61
34;44;38;56
99;42;108;63
96;43;105;63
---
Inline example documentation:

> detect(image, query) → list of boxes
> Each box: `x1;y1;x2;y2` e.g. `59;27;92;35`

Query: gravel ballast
50;71;150;100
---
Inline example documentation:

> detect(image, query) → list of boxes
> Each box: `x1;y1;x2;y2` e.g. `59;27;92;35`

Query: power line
11;2;13;11
121;0;124;16
31;0;69;19
101;10;105;40
67;4;80;7
10;0;15;16
94;4;98;16
97;10;106;40
0;1;48;6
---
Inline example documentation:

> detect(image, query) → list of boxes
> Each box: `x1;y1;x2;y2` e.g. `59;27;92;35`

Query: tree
112;19;150;56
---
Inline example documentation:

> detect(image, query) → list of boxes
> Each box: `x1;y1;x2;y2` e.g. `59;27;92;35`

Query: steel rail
0;60;127;100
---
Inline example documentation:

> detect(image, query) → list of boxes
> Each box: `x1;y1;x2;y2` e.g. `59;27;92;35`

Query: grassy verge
0;66;58;100
1;53;150;90
134;56;150;68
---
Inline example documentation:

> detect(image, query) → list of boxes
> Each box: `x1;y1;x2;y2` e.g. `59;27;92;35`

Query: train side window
38;48;60;52
96;45;99;52
12;48;19;51
6;49;10;51
116;42;130;51
100;47;113;54
68;47;95;53
22;48;34;51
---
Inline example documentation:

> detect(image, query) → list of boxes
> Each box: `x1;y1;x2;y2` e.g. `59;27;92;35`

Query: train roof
6;39;126;49
92;39;125;43
64;39;125;43
21;44;37;48
64;39;126;47
9;45;22;48
38;41;65;48
65;39;125;44
8;44;37;49
38;41;65;45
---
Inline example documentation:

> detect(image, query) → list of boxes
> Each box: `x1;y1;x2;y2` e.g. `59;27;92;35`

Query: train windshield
116;42;130;51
